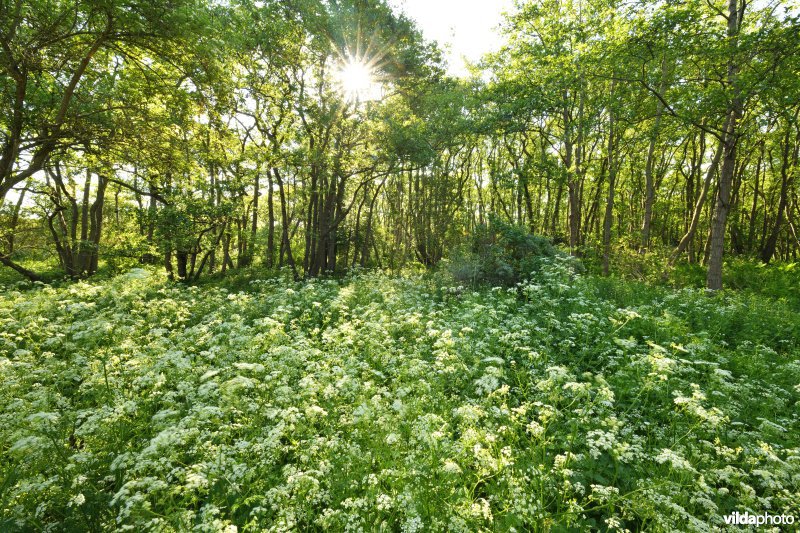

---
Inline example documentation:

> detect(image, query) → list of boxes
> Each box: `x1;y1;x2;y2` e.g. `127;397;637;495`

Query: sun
335;58;381;102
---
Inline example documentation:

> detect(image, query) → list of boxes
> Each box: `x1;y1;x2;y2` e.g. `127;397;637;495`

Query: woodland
1;0;799;531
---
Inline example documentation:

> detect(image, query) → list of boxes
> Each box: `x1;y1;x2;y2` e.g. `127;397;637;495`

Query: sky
389;0;514;77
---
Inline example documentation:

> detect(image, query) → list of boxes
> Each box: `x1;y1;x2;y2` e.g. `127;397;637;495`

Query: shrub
451;215;575;286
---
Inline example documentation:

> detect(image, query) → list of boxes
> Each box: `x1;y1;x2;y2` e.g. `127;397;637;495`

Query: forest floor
1;259;799;531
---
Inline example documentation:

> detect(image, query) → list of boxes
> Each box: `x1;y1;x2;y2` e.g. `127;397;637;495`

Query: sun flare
336;58;381;101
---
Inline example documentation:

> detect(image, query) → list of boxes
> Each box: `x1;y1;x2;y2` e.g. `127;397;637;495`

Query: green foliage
451;216;572;287
1;266;799;530
584;245;800;309
721;259;800;306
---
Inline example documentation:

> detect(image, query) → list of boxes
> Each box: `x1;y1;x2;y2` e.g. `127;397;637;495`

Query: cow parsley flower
442;459;462;474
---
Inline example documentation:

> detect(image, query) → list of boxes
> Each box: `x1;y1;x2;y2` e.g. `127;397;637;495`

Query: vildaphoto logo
723;511;795;526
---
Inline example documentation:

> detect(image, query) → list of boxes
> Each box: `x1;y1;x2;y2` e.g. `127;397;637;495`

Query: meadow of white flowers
1;259;798;531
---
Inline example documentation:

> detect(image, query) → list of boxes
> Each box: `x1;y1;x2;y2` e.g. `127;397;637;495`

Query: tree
0;0;212;278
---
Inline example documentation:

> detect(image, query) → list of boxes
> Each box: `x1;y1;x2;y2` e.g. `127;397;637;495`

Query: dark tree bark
87;175;108;275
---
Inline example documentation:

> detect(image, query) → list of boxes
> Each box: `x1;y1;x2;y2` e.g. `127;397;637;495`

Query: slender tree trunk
248;170;259;267
114;185;120;227
670;124;726;265
761;115;798;263
164;250;174;280
707;125;741;288
641;59;670;251
602;82;617;276
566;104;582;254
273;167;298;279
351;183;368;267
361;179;384;267
267;169;276;268
552;181;563;236
748;140;764;253
142;188;157;264
76;169;92;276
706;0;744;290
6;181;28;254
87;175;108;275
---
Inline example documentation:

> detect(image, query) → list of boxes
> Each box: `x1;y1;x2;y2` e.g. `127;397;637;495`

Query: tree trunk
602;82;617;276
0;255;42;282
87;175;108;275
142;189;158;264
249;171;259;266
5;181;28;254
670;123;726;265
641;58;670;251
706;0;744;290
747;140;764;253
176;251;189;279
76;169;92;276
761;114;798;263
267;169;276;268
165;250;174;280
273;167;298;279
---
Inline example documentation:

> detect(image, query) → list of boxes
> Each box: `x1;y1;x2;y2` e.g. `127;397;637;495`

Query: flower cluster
1;261;798;531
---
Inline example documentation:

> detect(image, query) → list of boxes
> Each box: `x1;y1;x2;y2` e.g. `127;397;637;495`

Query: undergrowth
0;260;798;531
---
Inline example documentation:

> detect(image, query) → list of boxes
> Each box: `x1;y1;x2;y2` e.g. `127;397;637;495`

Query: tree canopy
1;0;799;288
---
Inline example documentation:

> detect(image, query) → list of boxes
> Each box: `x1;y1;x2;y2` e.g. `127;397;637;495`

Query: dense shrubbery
1;264;799;531
450;217;574;287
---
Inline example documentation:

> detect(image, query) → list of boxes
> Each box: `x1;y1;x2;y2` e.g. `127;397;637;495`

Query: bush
451;215;575;286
